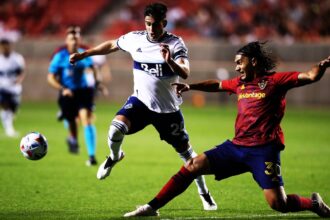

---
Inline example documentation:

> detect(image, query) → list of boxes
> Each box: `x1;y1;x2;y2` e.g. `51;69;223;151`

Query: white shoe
5;129;19;138
124;204;159;217
96;152;124;180
200;192;217;211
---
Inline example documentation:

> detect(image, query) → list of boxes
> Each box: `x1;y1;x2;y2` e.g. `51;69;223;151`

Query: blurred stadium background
1;0;330;105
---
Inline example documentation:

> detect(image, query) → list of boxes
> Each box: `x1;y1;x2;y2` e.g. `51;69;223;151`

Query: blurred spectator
1;0;330;43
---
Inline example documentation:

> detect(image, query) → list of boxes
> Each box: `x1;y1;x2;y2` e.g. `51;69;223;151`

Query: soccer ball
20;132;48;160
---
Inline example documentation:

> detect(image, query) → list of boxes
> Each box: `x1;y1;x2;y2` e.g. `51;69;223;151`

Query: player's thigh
0;90;20;112
247;144;283;189
152;110;189;150
115;96;151;134
58;94;77;121
185;153;213;175
203;140;249;179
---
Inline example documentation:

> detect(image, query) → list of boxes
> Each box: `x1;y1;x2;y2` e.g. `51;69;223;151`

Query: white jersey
117;31;188;113
0;51;25;94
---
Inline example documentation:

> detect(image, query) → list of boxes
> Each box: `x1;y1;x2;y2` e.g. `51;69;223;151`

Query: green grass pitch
0;102;329;219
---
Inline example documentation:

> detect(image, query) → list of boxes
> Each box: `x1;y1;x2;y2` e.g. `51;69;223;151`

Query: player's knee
108;119;129;141
268;198;287;213
173;141;190;153
184;157;205;176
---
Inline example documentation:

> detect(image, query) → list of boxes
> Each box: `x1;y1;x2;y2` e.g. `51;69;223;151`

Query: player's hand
69;53;83;64
160;43;171;63
62;88;73;97
319;56;330;68
171;82;190;97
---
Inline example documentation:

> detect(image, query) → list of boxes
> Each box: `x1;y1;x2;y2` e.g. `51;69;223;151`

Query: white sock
1;110;15;135
108;119;128;160
179;146;209;195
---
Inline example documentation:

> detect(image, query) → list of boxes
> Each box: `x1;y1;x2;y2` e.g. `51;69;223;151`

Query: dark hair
144;2;167;22
237;41;277;71
66;25;81;35
0;38;10;45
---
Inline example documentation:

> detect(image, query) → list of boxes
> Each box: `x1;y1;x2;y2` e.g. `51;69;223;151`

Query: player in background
53;27;110;121
0;38;25;137
48;28;105;166
70;2;217;210
123;41;330;217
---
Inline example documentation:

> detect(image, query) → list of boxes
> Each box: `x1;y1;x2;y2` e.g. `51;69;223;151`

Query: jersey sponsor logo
141;63;163;77
134;61;175;78
136;48;142;52
238;92;266;100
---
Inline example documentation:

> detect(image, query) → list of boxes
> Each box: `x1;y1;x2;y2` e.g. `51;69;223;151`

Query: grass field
0;102;329;220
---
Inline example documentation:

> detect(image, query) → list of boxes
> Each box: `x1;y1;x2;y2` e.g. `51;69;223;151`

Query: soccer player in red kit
124;41;330;217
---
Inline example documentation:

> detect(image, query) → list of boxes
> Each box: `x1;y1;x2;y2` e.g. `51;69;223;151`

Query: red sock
148;166;196;210
286;194;313;212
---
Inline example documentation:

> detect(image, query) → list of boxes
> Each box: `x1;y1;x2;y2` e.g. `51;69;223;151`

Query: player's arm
298;56;330;83
172;79;222;96
15;69;25;85
47;73;73;97
90;65;109;96
70;39;119;64
160;44;190;79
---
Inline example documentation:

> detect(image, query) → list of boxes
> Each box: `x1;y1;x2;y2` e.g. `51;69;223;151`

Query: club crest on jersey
240;84;245;90
258;80;267;90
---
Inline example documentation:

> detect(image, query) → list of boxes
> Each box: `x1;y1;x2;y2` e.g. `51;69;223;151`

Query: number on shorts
264;161;281;176
170;122;184;136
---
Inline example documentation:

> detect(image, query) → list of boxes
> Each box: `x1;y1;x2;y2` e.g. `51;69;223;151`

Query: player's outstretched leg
311;192;330;217
124;165;198;217
97;119;128;180
179;146;217;210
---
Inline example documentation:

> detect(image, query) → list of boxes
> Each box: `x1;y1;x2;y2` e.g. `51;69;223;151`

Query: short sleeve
273;71;301;90
173;37;188;60
221;77;240;94
48;53;61;74
117;32;135;52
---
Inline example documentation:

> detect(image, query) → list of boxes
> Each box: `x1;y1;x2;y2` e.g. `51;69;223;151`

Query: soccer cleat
123;204;159;217
96;152;125;180
200;192;218;211
311;192;330;217
86;156;98;166
66;137;79;154
5;129;19;138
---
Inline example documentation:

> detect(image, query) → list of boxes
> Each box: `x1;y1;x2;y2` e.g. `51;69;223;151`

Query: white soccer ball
20;132;48;160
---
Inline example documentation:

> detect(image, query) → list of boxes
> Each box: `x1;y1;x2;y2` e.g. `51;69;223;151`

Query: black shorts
58;88;95;121
116;96;189;148
0;89;20;112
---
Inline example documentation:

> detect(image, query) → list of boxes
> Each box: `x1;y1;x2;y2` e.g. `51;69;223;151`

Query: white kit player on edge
70;2;217;212
0;39;25;137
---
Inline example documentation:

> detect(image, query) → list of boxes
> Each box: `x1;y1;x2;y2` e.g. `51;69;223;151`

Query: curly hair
144;2;167;22
237;41;277;72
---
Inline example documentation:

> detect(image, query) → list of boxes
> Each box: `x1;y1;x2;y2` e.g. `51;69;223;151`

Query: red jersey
222;71;304;147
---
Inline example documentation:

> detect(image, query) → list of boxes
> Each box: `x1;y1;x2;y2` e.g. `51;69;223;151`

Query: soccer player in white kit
70;2;217;210
0;39;25;137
